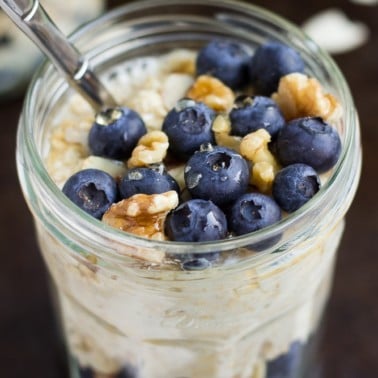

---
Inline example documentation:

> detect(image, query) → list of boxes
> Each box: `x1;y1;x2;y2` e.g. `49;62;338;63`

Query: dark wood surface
1;1;377;377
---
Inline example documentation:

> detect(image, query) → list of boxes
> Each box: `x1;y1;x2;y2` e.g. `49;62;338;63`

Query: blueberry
0;34;11;46
88;107;147;160
79;365;137;378
62;168;118;219
173;252;220;271
78;366;92;378
275;117;342;173
266;341;304;378
228;193;281;237
272;163;320;213
250;41;305;95
230;95;285;138
184;145;250;207
162;99;215;159
119;165;180;199
182;257;212;271
165;199;228;242
196;40;250;89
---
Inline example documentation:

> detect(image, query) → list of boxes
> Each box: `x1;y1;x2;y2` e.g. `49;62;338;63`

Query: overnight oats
16;1;361;378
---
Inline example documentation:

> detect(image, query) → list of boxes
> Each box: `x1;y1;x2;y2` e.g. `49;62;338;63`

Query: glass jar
16;1;361;377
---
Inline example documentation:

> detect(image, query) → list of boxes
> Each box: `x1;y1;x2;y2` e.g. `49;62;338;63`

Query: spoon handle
0;0;118;112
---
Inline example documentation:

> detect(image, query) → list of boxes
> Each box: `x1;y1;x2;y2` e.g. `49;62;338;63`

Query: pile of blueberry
62;40;341;261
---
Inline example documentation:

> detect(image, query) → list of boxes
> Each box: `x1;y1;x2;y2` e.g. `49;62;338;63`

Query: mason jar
16;1;361;377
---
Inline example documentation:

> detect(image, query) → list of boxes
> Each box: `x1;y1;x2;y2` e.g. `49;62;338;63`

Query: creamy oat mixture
39;219;343;377
40;49;344;377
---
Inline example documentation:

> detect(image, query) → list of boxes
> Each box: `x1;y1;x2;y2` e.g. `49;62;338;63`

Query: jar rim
18;0;360;257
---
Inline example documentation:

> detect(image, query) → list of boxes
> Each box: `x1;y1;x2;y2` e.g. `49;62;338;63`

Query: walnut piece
252;162;276;194
272;73;342;123
161;49;197;75
212;113;231;134
167;163;186;190
252;359;267;378
212;114;242;152
102;191;179;241
128;131;169;168
240;129;280;193
187;75;235;112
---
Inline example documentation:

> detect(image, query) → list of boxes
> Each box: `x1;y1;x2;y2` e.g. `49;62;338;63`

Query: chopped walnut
102;191;179;241
240;129;279;167
240;129;280;193
212;114;242;152
167;163;186;190
187;75;235;112
161;49;197;75
252;359;267;378
128;131;169;168
252;162;276;194
272;73;342;123
212;114;231;134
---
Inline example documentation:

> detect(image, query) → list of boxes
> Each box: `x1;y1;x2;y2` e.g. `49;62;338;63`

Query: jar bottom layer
39;219;341;378
57;270;332;378
66;315;327;378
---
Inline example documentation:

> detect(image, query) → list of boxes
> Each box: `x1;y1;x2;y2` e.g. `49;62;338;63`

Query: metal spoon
0;0;118;112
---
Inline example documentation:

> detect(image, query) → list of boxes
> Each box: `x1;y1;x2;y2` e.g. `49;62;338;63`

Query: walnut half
102;191;179;241
240;129;280;193
272;73;342;123
128;130;169;168
187;75;235;112
212;114;242;153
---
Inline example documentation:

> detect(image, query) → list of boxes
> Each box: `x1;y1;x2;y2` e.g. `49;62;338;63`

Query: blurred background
1;0;377;377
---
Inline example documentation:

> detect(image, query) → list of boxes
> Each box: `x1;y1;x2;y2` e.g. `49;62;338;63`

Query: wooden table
1;1;377;377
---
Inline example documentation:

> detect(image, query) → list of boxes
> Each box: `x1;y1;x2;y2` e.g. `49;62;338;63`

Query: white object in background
302;8;369;54
350;0;378;5
0;0;105;97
